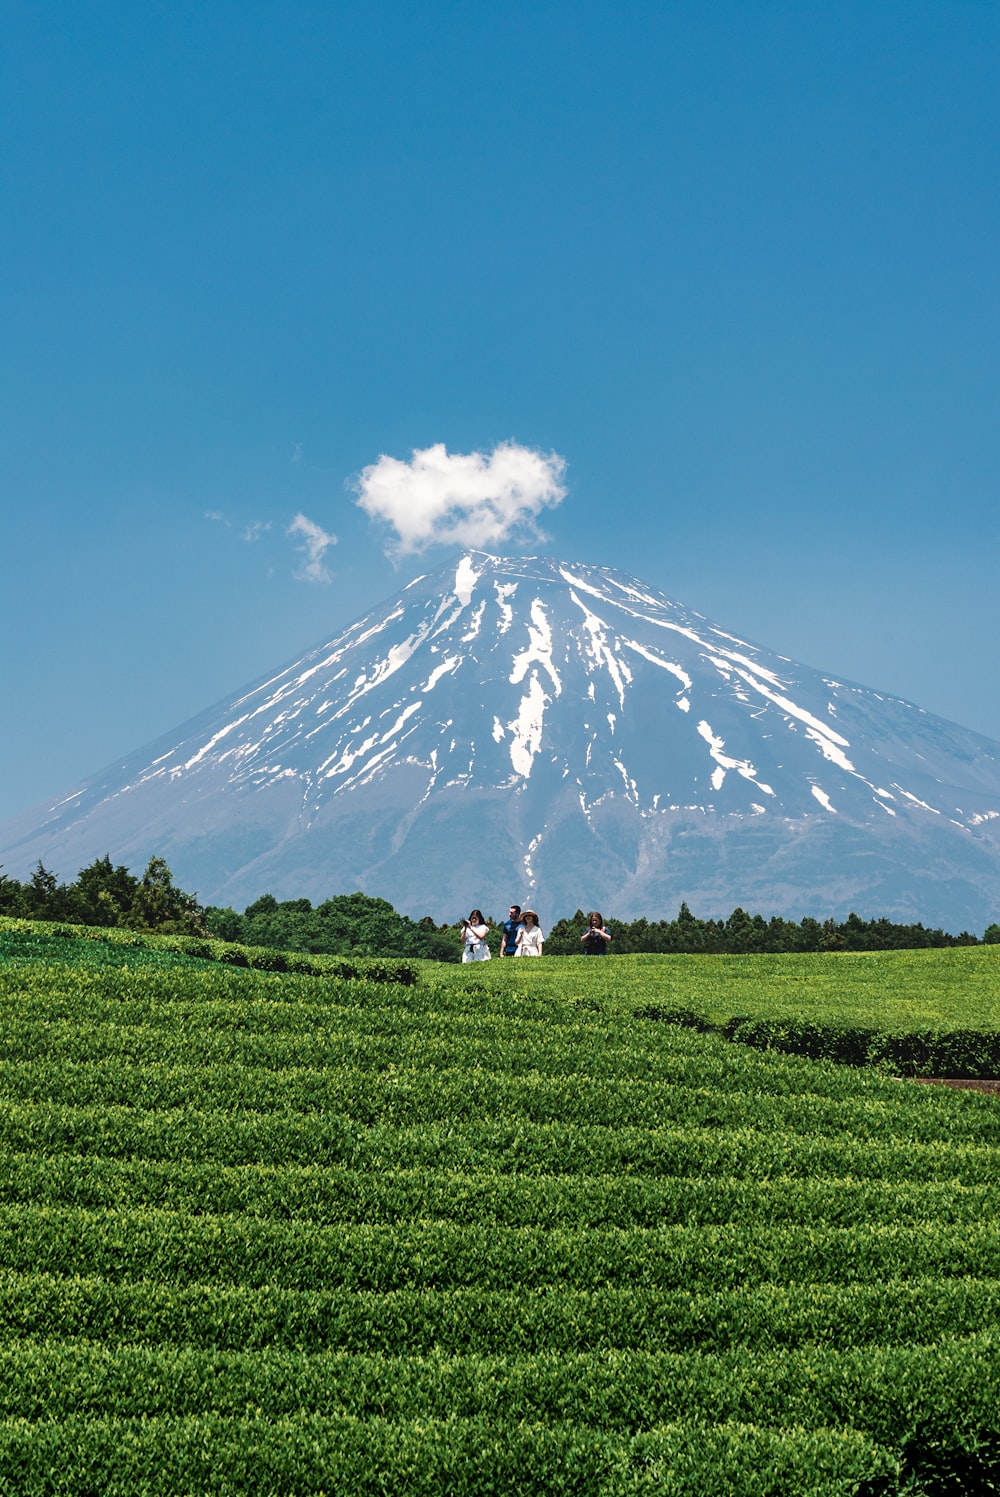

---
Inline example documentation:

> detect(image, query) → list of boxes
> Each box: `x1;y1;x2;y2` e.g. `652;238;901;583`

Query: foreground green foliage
1;931;1000;1492
431;945;1000;1075
0;919;420;986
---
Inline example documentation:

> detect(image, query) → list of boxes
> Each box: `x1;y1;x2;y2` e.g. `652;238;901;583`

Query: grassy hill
1;925;999;1493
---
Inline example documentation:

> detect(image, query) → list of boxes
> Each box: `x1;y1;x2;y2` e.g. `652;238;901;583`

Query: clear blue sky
2;0;997;824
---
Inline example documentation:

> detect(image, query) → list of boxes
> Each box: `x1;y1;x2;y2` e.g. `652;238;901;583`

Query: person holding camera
581;911;611;955
461;909;491;962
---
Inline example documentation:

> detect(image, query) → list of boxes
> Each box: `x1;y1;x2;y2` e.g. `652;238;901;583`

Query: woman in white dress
515;910;544;956
461;910;491;962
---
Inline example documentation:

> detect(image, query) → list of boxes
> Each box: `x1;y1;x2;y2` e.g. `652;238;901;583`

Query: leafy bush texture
1;928;999;1492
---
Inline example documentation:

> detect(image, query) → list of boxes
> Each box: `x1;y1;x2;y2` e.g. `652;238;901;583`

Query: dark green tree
544;910;589;956
24;862;67;920
245;894;279;918
724;907;758;954
819;918;847;952
205;906;245;942
798;917;823;952
70;855;139;927
0;867;24;915
124;858;206;934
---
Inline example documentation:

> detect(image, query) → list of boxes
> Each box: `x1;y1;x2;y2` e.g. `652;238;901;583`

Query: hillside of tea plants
429;943;1000;1078
1;921;1000;1494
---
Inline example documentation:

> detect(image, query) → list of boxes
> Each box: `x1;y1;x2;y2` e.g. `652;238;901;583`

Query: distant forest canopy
0;856;206;935
546;906;995;954
3;856;999;956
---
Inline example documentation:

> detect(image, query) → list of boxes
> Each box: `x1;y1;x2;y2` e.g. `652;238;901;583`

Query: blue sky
2;0;997;825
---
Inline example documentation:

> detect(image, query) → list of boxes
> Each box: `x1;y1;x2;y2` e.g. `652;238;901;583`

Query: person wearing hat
514;910;544;956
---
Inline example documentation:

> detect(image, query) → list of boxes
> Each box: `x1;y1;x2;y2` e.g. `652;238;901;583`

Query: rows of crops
426;944;1000;1077
426;941;1000;1032
1;928;1000;1492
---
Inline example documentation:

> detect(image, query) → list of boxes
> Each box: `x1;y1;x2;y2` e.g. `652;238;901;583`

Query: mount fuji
3;552;1000;929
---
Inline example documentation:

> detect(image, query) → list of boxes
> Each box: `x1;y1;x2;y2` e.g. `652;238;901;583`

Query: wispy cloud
206;511;273;543
288;512;338;582
354;441;567;558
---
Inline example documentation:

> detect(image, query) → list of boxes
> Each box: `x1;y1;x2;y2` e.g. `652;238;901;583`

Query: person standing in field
581;911;611;955
515;910;544;956
500;904;523;957
461;910;491;962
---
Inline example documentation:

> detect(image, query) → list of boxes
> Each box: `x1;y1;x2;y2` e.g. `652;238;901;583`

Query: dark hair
468;909;484;923
509;904;521;915
587;911;604;927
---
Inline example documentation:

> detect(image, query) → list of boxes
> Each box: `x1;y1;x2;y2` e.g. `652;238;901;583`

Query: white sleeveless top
516;925;544;955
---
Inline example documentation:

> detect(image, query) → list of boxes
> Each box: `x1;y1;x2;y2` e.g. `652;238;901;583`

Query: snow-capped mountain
3;552;1000;928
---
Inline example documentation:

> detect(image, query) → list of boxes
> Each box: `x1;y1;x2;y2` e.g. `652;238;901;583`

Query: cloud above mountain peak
354;441;567;558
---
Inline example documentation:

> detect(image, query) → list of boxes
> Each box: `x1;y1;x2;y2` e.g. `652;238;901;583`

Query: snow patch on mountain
510;600;561;696
696;721;774;796
508;673;549;777
454;555;480;606
422;656;461;691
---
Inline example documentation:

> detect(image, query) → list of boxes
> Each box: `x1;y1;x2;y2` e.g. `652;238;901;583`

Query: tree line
545;904;997;954
206;891;457;962
200;895;1000;957
2;857;998;955
0;856;207;934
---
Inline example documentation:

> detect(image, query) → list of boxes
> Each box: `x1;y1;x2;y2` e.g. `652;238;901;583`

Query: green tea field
1;924;1000;1494
484;944;1000;1031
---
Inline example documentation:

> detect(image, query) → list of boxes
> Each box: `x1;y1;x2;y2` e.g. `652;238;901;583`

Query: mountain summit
3;552;1000;926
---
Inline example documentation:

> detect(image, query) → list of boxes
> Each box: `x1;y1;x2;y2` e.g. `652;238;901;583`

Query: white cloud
354;441;567;557
288;512;338;583
242;520;272;543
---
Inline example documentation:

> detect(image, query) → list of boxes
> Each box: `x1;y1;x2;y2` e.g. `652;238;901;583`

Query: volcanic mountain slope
3;552;1000;927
